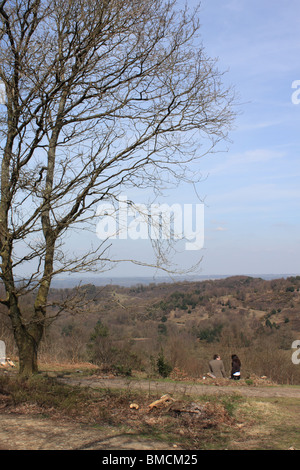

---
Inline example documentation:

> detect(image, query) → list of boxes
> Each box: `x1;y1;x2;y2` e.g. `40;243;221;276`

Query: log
148;394;175;410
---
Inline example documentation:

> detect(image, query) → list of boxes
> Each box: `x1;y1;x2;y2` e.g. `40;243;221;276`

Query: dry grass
228;397;300;450
1;365;300;450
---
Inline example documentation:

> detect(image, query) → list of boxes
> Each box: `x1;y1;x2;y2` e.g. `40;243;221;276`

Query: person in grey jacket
208;354;226;378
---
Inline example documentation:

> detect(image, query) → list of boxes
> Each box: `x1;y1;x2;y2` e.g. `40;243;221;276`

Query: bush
286;286;295;292
197;324;223;343
157;349;172;378
87;320;115;366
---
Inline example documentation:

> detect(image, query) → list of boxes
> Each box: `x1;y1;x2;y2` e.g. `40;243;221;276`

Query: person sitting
208;354;226;378
230;354;241;380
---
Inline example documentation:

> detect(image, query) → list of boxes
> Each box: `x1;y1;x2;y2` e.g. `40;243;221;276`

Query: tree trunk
17;332;40;377
9;300;44;377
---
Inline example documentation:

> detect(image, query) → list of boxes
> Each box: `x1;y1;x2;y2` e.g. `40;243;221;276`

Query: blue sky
63;1;300;280
192;0;300;276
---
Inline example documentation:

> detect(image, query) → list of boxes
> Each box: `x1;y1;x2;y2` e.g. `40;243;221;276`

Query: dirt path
57;375;300;399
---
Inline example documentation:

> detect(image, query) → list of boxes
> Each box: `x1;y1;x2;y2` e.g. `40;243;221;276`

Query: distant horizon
50;272;300;288
8;1;300;284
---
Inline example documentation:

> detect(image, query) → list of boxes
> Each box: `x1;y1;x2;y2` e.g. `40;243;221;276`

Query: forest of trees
0;275;299;384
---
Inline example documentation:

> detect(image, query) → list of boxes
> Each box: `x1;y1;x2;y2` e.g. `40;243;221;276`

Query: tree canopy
0;0;235;375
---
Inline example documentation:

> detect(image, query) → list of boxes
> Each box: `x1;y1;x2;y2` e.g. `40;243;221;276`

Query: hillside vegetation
1;276;300;384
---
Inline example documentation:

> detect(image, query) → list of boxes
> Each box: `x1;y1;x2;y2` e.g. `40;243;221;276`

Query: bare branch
0;0;236;375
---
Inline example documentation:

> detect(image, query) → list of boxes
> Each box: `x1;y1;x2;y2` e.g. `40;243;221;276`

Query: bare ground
0;413;175;450
0;374;299;450
57;374;300;399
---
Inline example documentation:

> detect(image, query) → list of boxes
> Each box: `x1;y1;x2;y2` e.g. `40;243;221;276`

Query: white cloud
209;183;300;209
206;148;285;176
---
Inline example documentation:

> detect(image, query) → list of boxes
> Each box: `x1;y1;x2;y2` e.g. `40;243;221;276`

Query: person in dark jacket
231;354;241;380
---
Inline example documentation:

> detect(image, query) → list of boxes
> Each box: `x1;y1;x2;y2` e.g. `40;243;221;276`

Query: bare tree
0;0;235;376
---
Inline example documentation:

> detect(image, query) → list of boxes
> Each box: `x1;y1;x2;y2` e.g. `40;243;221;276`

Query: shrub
197;324;223;343
157;349;172;378
286;286;295;292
